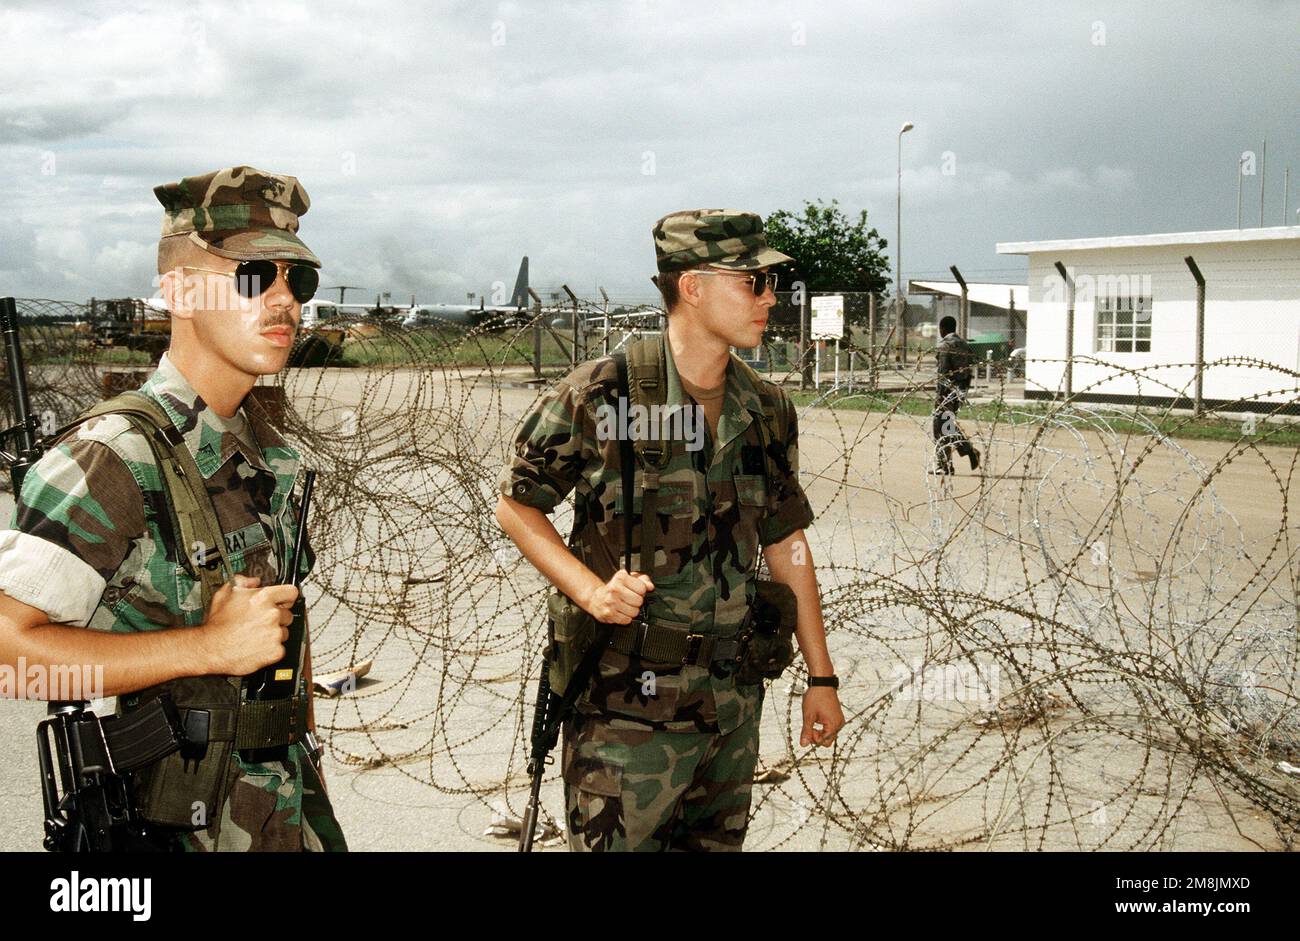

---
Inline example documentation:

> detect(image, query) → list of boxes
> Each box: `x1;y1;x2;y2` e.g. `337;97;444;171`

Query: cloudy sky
1;0;1296;305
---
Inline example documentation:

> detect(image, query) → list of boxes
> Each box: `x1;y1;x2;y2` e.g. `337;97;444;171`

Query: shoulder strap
728;355;791;494
625;338;670;576
625;337;672;471
613;351;634;574
51;391;233;612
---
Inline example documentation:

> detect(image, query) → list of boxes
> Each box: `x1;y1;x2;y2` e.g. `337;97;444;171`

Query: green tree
764;198;891;295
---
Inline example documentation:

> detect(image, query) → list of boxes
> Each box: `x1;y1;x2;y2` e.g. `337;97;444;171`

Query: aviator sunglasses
690;268;779;296
182;260;319;303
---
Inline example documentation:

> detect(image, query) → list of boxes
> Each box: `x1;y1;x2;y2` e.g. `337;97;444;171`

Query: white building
996;226;1300;413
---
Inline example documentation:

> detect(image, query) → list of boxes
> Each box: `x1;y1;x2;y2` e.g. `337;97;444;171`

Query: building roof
997;225;1300;255
908;280;1028;311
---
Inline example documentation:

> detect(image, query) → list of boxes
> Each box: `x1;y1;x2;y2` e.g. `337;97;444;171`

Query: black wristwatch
807;675;839;689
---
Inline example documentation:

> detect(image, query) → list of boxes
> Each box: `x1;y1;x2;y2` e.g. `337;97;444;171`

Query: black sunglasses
235;260;319;303
187;261;319;303
692;269;780;296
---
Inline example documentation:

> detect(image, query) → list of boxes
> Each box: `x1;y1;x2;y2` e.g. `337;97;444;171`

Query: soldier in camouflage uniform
0;166;346;851
933;315;980;474
497;209;845;851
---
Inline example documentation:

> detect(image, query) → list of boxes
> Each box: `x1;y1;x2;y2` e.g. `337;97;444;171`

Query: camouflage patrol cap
153;165;320;267
652;208;793;272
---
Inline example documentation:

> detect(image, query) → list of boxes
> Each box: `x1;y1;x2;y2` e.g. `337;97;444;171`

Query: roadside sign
811;295;845;339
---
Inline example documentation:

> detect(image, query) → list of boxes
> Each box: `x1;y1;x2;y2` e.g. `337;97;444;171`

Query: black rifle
3;297;187;852
241;468;316;765
519;351;637;851
1;296;41;493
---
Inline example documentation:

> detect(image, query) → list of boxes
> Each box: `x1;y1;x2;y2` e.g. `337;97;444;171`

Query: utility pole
896;121;914;364
1237;154;1245;228
1259;139;1267;228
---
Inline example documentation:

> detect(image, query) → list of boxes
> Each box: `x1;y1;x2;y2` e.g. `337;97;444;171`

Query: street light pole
1237;154;1245;229
896;121;913;364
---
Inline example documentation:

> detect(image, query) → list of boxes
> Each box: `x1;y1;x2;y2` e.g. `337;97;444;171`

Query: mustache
259;317;297;331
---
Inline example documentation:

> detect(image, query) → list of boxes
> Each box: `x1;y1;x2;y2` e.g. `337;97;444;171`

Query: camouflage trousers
561;709;762;852
170;747;347;852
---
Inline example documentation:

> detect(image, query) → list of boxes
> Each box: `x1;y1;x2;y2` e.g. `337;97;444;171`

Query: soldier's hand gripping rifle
3;297;187;852
519;350;637;852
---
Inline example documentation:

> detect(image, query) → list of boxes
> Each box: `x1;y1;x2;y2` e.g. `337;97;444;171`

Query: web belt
607;618;744;666
67;694;305;777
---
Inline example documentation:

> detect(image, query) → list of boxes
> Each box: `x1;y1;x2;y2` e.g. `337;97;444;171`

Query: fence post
800;287;812;390
600;288;611;356
562;284;579;367
868;293;878;390
1053;261;1074;400
529;288;542;380
1185;256;1205;417
949;265;968;338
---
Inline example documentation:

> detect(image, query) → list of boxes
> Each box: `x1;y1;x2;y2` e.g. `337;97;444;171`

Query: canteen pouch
735;578;799;687
125;676;239;830
546;590;599;699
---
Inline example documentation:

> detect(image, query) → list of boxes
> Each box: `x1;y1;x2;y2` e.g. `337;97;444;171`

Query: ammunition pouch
734;578;799;686
59;694;186;778
545;591;598;700
123;676;305;830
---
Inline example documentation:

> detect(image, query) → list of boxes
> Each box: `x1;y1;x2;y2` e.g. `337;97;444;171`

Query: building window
1095;295;1151;353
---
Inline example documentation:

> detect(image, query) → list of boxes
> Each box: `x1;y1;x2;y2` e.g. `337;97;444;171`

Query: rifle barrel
518;669;555;852
1;297;44;495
